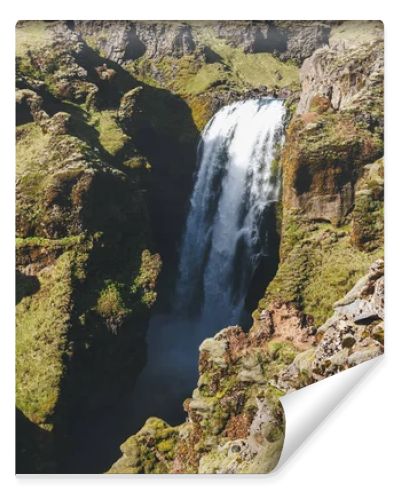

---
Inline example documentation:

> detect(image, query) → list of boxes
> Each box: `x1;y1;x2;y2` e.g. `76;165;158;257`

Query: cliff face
16;20;383;474
262;20;384;325
72;20;329;64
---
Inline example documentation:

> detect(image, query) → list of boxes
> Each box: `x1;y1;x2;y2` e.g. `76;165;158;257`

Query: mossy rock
264;211;383;325
16;251;80;427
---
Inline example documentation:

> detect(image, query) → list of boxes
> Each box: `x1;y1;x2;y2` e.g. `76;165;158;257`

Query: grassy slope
16;251;77;428
15;21;55;58
126;28;299;98
260;216;383;325
194;28;299;92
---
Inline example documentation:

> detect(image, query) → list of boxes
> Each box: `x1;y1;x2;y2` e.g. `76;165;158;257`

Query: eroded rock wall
262;20;384;325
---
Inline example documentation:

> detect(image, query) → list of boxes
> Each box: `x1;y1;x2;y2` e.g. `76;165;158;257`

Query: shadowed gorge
60;98;284;473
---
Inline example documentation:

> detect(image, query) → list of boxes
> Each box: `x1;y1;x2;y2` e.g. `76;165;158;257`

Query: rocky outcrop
212;20;330;62
277;259;384;390
283;21;383;225
297;21;383;115
109;323;290;473
261;21;384;327
73;21;196;62
110;260;383;473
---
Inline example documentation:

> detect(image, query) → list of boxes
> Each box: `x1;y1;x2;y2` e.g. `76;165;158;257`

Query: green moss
16;122;50;183
16;21;55;58
16;121;98;236
16;235;83;250
16;252;76;428
89;110;128;156
279;211;308;260
268;341;297;365
95;281;130;321
302;235;383;324
156;439;174;453
117;417;179;472
131;250;162;308
294;111;382;168
184;63;228;95
264;215;383;325
352;159;384;252
352;192;384;252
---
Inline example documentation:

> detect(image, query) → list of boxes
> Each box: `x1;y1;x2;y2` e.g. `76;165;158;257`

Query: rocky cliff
109;259;383;473
16;20;383;474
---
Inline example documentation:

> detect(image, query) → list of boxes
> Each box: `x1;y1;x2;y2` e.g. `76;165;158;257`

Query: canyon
15;20;384;473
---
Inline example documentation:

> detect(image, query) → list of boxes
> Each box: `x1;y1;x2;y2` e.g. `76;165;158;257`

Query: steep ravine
60;97;285;473
15;20;383;474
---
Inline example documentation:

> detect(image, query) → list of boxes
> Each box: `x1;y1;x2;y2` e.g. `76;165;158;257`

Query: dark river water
63;304;244;473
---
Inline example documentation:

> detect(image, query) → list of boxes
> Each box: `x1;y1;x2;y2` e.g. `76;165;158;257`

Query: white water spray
176;98;286;329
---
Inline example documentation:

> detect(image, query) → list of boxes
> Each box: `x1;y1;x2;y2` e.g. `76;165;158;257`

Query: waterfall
175;98;286;330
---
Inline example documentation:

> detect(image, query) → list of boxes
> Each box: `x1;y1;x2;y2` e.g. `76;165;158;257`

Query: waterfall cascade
176;98;286;330
62;99;287;465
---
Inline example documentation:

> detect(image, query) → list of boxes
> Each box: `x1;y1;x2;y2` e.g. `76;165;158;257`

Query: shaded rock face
213;21;286;54
212;20;330;62
279;22;331;62
73;21;196;62
67;20;330;64
283;21;383;226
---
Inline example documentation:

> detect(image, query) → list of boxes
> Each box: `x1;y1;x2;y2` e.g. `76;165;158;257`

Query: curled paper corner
274;355;383;471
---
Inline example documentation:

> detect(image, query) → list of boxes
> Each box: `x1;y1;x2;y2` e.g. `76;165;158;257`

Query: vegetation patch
95;281;130;322
16;21;55;58
196;28;300;91
89;110;128;156
263;212;383;325
16;252;76;428
131;249;162;308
